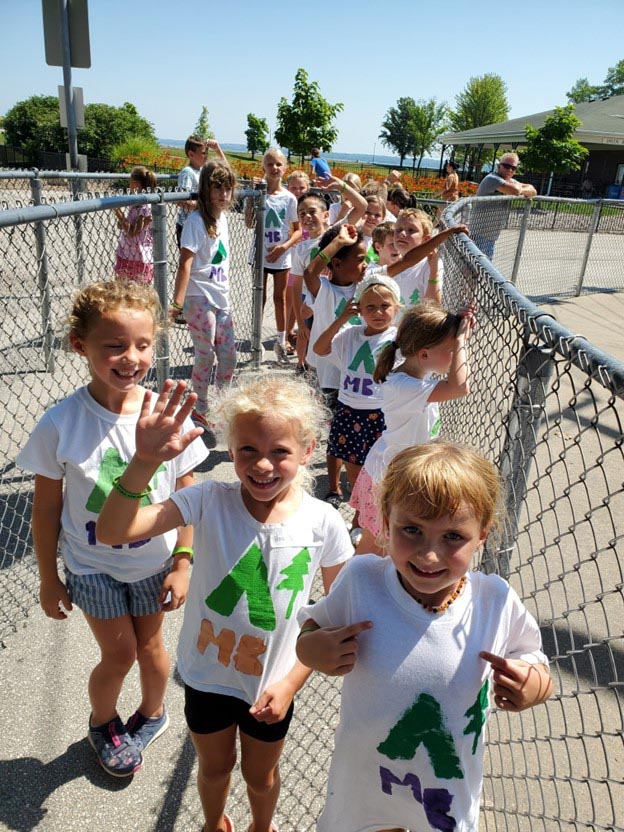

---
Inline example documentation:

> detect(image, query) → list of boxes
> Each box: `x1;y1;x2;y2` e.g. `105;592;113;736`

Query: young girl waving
313;274;401;509
96;375;352;832
17;281;208;777
171;159;238;428
297;442;552;832
350;302;474;555
113;166;157;284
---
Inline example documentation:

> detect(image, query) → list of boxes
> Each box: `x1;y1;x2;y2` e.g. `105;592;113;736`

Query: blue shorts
184;686;294;742
65;566;170;620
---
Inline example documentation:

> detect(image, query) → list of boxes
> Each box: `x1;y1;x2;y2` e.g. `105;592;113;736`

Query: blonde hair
374;302;459;383
362;181;388;200
287;170;310;186
364;194;387;219
263;148;287;167
197;160;237;237
378;442;501;536
343;172;362;191
213;375;328;491
397;207;433;237
68;280;162;342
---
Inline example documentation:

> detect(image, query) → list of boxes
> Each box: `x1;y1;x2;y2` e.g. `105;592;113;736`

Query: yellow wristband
172;546;194;562
318;250;331;264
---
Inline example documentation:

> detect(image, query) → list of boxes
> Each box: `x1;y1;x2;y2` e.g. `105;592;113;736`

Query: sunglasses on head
501;162;517;171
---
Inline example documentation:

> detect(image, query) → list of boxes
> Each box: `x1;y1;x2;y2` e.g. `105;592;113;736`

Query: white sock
277;331;286;346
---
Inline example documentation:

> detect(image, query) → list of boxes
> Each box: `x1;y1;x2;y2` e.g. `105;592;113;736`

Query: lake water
158;139;441;170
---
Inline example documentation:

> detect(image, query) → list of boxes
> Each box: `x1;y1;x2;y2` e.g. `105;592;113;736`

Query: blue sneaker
126;705;170;752
87;715;142;777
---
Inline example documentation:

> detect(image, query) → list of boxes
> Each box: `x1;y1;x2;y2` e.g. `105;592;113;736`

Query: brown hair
378;441;501;535
196;160;237;238
372;220;396;250
130;166;157;191
184;134;206;155
68;280;162;342
373;301;460;383
362;180;388;200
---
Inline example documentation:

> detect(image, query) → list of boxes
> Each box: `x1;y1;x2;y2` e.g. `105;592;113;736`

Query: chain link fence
461;194;624;301
0;178;623;829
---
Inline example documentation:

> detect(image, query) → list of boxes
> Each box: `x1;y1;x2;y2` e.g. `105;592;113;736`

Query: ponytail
373;340;399;383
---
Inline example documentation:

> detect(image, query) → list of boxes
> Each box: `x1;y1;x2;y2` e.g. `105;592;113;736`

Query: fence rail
0;183;623;830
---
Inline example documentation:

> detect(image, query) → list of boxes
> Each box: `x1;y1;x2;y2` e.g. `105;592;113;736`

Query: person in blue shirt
310;147;332;180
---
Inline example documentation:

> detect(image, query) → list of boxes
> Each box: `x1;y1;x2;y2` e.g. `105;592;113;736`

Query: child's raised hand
296;620;373;675
250;678;297;724
336;223;358;248
387;169;401;185
314;175;342;192
135;380;203;464
457;304;477;336
452;223;470;237
480;651;553;711
337;299;359;324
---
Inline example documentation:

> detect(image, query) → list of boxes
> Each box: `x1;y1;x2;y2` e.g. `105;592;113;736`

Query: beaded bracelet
172;546;194;562
171;301;183;311
111;476;152;500
318;250;331;264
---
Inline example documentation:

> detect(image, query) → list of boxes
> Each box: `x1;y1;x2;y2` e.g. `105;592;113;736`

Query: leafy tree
520;105;589;194
449;74;509;174
410;98;448;171
379;97;417;167
274;68;343;164
4;95;66;160
567;59;624;103
3;95;156;162
194;106;215;141
80;102;156;158
245;113;270;159
566;77;600;104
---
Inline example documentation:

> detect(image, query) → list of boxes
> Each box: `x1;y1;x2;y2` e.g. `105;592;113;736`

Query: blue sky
1;0;622;154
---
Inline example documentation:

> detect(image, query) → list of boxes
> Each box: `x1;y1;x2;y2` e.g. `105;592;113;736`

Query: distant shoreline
158;139;440;170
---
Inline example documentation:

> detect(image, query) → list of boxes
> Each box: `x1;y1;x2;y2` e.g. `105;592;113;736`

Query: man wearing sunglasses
472;153;537;258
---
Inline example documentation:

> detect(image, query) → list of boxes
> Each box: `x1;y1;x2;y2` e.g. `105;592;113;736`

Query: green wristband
172;546;194;562
111;476;152;500
297;626;319;640
318;250;330;264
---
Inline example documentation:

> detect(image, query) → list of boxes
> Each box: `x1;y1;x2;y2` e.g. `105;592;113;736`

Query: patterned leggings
184;296;236;412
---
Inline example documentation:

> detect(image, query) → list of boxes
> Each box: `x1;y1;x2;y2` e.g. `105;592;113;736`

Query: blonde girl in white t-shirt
171;159;238;429
97;374;352;832
350;301;475;555
17;281;208;778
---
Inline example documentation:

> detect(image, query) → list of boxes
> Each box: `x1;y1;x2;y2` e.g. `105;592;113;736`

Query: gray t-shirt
472;172;511;240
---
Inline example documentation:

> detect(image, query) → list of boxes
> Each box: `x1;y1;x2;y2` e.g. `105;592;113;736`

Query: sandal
203;816;234;832
323;490;343;510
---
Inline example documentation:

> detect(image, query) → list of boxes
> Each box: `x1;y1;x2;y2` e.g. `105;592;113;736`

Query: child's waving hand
136;380;204;465
481;651;553;712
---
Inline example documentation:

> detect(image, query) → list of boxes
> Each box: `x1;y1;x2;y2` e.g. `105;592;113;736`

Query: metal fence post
251;184;266;370
482;337;555;578
151;198;170;387
29;168;55;372
70;173;87;284
575;199;602;296
510;198;532;285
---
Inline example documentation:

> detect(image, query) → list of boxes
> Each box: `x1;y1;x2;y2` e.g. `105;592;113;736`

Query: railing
0;183;622;829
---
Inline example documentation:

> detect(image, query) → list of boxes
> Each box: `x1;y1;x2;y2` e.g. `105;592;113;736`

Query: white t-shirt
394;256;444;309
291;234;324;309
181;211;231;310
364;372;440;483
307;277;360;389
299;556;547;832
172;481;352;705
329;325;397;409
261;189;298;270
16;386;208;582
176;164;201;228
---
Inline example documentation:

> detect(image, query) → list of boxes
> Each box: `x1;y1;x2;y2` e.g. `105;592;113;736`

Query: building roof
438;95;624;150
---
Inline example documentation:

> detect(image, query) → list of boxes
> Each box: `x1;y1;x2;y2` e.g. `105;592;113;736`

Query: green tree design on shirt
205;543;276;631
85;448;165;512
347;341;376;374
212;239;227;264
276;547;311;618
463;679;489;754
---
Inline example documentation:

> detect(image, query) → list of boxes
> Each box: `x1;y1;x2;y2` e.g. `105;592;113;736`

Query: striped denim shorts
65;566;170;620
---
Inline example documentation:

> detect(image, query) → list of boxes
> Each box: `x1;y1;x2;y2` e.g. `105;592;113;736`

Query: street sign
42;0;91;68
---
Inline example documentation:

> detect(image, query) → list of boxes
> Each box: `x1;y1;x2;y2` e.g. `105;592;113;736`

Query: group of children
17;141;554;832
